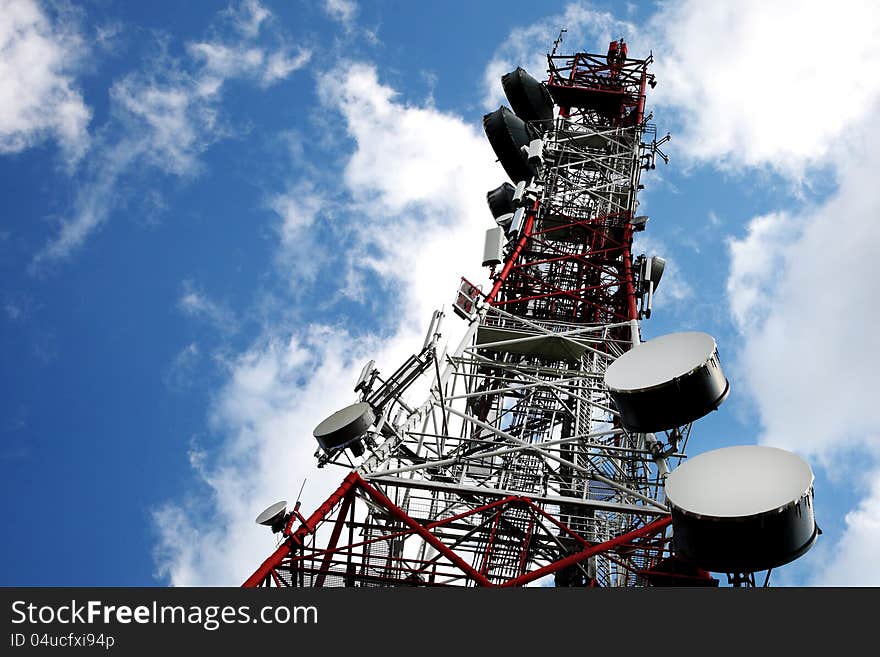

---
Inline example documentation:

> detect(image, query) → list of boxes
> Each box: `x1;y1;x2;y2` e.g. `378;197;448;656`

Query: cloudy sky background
2;0;878;586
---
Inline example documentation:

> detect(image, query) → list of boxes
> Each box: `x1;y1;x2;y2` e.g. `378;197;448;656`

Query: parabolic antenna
486;182;516;219
255;500;288;533
313;401;375;453
483;106;539;183
604;331;729;432
666;445;818;573
501;67;554;132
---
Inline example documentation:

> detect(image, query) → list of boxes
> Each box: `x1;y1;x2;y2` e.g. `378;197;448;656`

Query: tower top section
546;38;655;126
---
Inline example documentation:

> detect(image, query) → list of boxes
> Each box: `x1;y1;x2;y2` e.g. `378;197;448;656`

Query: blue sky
2;0;879;586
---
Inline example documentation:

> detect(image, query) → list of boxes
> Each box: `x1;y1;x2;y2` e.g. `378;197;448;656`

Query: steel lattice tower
244;39;718;588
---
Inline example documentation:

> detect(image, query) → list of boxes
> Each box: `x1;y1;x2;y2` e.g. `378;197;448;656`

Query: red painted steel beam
499;515;672;587
286;471;361;537
313;487;356;588
523;499;592;548
242;471;360;587
356;475;495;587
479;507;505;575
486;201;539;305
635;65;648;125
424;495;517;529
285;493;519;576
620;222;638;320
243;540;292;588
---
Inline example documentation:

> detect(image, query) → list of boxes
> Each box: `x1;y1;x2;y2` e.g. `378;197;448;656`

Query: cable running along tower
244;38;818;588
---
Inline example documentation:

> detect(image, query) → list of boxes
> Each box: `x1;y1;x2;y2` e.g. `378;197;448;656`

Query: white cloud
725;212;797;332
727;122;880;466
186;40;311;90
178;282;237;334
481;1;880;178
32;0;310;268
632;233;693;305
321;0;379;44
112;71;217;176
31;66;214;269
317;63;500;324
648;0;880;175
323;0;358;28
263;49;312;85
705;4;880;583
810;469;880;586
4;302;22;321
481;5;637;109
31;140;139;267
164;342;201;392
267;181;327;286
226;0;271;39
153;61;504;585
153;327;387;586
0;0;91;164
94;21;124;53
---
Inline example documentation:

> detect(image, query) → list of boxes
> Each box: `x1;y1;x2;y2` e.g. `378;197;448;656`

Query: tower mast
244;38;712;588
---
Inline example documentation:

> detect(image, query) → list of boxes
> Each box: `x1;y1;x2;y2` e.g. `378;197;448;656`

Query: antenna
483;107;539;184
502;67;554;134
551;28;567;56
631;215;649;231
255;500;290;534
422;309;444;351
354;360;377;394
294;478;307;512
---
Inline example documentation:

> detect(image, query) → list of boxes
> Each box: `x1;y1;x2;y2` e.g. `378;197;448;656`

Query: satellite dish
604;332;729;432
313;401;375;453
483;106;539;183
486;182;516;218
255;500;289;533
501;67;554;132
666;445;818;573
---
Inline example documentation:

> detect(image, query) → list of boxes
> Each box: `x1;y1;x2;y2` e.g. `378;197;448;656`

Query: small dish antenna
313;401;376;457
255;500;290;534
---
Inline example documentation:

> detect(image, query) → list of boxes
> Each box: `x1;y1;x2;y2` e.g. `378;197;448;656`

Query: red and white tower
243;38;817;588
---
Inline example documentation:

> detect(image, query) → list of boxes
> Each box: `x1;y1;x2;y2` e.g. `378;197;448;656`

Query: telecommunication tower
244;38;818;588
